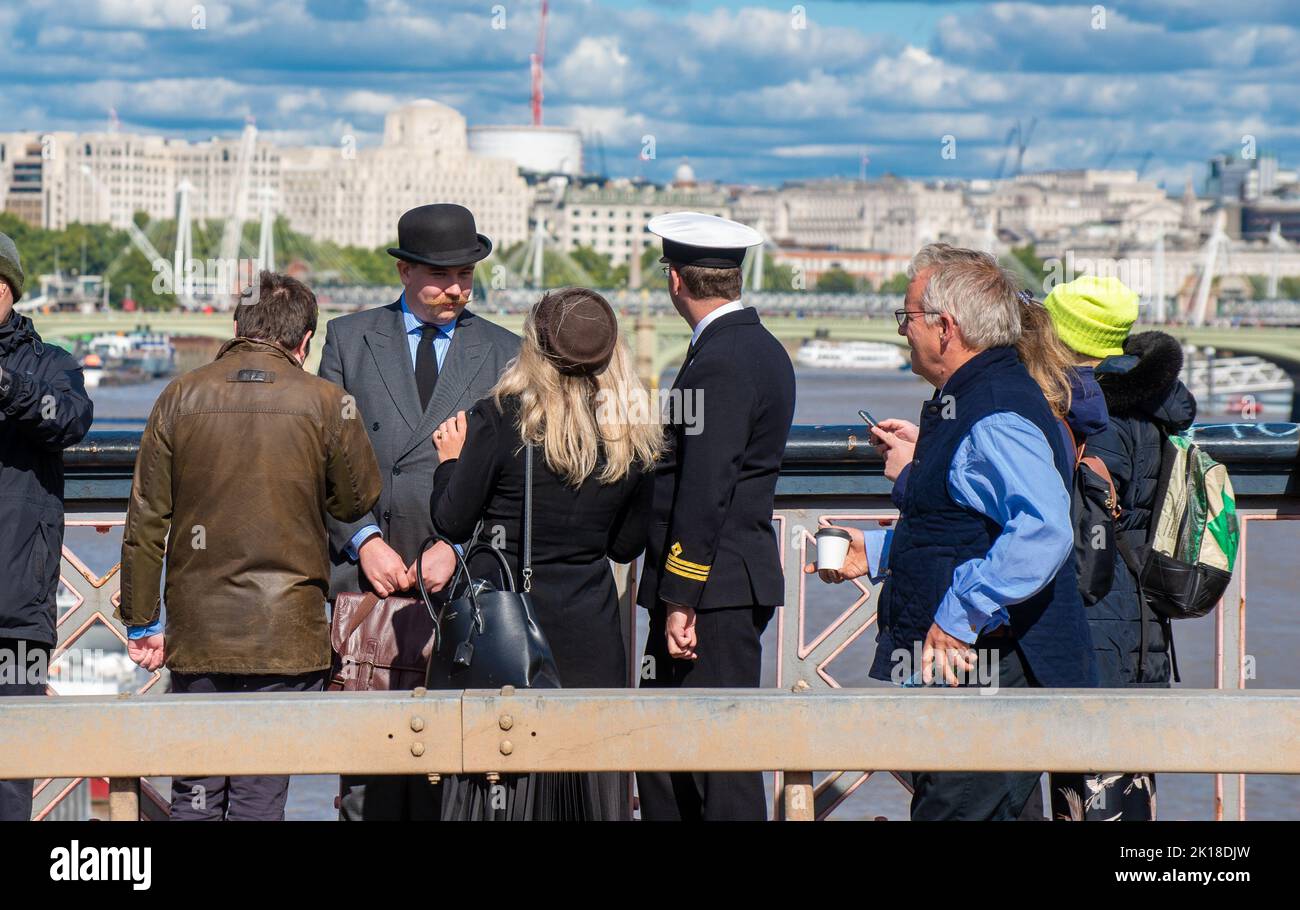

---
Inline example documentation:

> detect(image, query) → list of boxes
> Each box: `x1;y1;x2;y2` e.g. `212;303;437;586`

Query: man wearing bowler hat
636;212;796;820
319;203;520;820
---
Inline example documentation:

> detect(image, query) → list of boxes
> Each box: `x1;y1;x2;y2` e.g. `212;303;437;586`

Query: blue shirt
863;410;1073;648
346;294;457;560
128;295;458;640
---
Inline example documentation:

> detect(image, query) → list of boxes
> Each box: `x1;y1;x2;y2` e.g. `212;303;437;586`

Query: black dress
430;394;653;820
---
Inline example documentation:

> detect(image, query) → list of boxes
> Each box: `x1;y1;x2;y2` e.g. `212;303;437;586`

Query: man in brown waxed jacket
118;271;381;821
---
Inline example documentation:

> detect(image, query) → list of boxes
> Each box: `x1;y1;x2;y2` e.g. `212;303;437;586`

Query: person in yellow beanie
1043;275;1139;360
1044;274;1195;822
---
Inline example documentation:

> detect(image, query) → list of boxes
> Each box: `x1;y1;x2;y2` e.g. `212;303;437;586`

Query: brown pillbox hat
533;288;619;377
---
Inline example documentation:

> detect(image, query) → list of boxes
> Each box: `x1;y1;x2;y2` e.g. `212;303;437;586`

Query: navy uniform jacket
638;307;796;612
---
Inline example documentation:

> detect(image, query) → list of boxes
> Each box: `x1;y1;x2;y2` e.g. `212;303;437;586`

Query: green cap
1043;275;1138;358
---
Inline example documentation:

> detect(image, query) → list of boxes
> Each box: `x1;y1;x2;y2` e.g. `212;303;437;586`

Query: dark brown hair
672;262;743;301
234;271;318;351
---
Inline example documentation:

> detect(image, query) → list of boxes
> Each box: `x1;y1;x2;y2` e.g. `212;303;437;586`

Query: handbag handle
522;442;534;594
463;540;518;593
415;533;488;650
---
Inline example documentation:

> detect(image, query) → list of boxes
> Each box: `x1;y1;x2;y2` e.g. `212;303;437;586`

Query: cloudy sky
4;0;1295;189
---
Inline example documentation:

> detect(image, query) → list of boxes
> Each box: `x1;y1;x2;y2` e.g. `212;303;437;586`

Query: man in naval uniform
636;212;796;821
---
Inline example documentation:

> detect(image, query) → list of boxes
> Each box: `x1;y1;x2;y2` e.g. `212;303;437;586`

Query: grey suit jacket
318;299;521;599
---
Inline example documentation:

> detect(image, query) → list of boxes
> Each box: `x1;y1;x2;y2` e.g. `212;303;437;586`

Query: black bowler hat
387;204;493;268
533;288;619;377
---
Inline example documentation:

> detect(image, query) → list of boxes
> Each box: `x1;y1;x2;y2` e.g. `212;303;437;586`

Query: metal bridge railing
16;421;1300;820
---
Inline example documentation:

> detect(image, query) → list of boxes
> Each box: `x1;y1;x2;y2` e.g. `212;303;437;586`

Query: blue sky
4;1;1297;190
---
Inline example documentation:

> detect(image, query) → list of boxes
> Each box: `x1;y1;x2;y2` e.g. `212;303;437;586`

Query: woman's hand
433;410;468;461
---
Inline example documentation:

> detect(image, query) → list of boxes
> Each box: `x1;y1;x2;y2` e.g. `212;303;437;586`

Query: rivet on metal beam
498;714;514;731
410;716;425;732
501;685;515;696
410;742;425;757
499;740;514;756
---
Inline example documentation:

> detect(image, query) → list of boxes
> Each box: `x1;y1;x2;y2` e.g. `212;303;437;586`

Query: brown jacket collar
217;336;303;367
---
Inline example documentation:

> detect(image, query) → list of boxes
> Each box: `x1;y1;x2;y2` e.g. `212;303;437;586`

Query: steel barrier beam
3;688;1299;779
0;690;462;779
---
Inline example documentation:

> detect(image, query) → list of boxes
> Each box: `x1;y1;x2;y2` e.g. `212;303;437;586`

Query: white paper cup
815;527;852;571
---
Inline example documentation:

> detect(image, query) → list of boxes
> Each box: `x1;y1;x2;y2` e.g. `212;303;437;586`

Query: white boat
81;352;104;389
797;339;906;371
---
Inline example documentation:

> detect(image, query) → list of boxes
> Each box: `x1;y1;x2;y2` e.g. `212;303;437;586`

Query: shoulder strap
522;443;534;593
339;593;384;643
1080;450;1122;520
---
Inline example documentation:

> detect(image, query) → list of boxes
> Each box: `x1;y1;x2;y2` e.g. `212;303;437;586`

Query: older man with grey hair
807;243;1096;820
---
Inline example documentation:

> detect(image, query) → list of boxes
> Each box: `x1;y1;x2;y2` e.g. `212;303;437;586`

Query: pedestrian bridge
5;421;1298;820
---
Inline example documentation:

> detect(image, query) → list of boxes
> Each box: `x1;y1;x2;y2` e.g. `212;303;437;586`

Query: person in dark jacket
428;288;659;820
119;271;382;821
1043;276;1188;820
635;213;796;821
810;245;1096;821
0;231;94;821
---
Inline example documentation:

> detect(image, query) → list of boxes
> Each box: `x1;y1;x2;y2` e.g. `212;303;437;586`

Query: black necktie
415;325;440;412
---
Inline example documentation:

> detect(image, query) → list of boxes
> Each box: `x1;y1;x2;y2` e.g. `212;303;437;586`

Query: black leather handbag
420;444;561;690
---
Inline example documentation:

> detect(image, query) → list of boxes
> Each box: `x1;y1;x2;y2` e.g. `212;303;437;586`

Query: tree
1009;243;1045;280
878;272;909;294
815;267;858;293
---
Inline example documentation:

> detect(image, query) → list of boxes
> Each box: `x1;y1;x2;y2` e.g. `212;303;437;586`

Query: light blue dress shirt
128;296;459;639
346;293;457;560
863;410;1073;647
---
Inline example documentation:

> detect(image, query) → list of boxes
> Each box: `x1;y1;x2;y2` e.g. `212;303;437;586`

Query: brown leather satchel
328;590;438;692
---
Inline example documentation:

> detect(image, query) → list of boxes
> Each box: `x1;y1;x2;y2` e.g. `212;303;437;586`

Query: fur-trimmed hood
1095;330;1196;432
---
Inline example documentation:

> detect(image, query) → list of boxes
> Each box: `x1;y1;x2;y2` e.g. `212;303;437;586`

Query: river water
75;366;1299;821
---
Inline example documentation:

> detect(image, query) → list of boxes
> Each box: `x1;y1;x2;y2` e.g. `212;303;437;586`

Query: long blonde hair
1016;297;1074;421
492;300;662;485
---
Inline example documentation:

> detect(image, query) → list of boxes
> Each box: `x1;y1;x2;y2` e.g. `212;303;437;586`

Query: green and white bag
1119;435;1240;621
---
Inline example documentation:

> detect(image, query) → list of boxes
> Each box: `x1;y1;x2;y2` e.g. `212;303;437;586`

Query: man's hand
874;418;918;444
871;420;917;483
664;603;698;660
127;633;166;672
803;526;869;584
921;622;977;686
408;540;458;594
358;535;410;597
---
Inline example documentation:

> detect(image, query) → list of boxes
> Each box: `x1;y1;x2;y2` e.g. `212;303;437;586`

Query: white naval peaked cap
647;211;762;269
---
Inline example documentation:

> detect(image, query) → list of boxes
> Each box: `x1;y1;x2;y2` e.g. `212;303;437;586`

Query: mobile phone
857;408;879;429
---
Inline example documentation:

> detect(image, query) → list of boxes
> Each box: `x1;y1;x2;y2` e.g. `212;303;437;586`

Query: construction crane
218;119;258;273
1136;150;1154;180
1267;221;1288;299
530;0;549;127
173;180;194;301
257;186;276;275
1189;208;1228;326
1014;116;1036;176
80;163;174;290
994;117;1037;180
1100;139;1122;169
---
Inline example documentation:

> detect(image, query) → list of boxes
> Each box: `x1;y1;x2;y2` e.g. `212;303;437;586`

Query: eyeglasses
661;265;672;279
894;309;931;327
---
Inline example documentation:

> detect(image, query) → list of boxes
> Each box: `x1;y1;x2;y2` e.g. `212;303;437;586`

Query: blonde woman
429;287;661;820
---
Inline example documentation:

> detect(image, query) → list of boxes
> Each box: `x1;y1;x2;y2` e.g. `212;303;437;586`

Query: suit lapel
365;300;422;433
399;308;489;461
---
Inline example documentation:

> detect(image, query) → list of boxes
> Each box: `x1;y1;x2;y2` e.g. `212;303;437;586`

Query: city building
280;101;530;250
543;177;730;266
0;100;531;253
